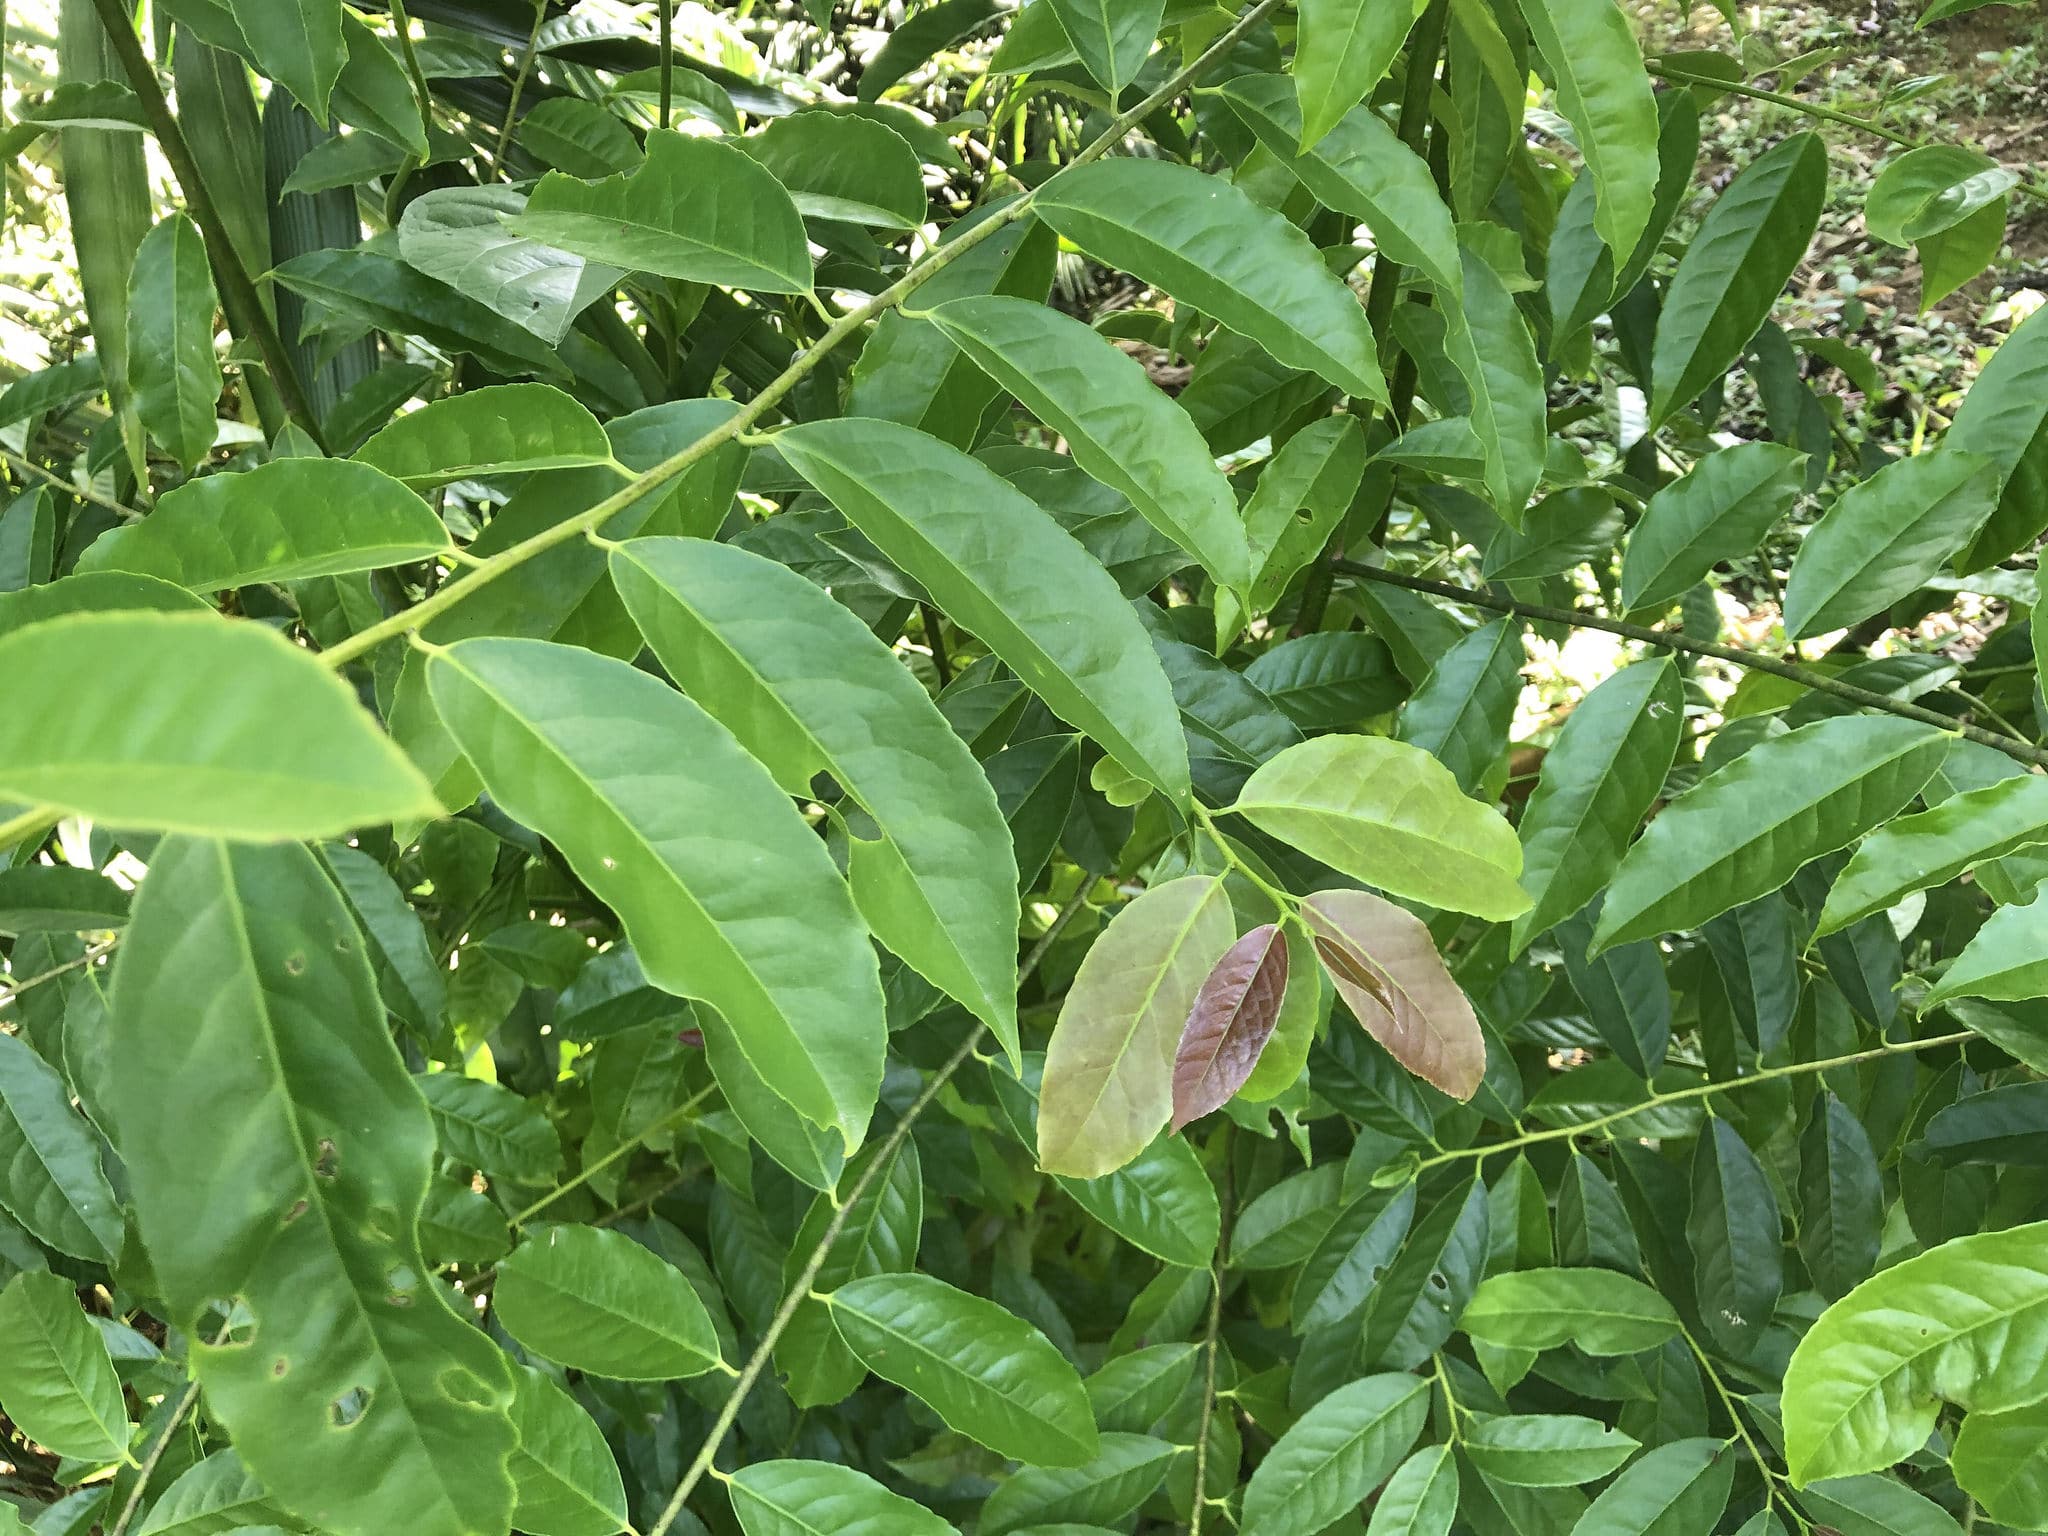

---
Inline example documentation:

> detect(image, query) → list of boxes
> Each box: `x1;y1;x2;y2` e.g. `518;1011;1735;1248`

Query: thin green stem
106;1377;202;1536
1648;64;1912;145
658;0;674;133
1;447;144;521
1430;1352;1466;1440
493;0;549;174
1412;1030;1973;1175
1681;1323;1809;1531
1331;562;2048;770
315;0;1290;673
386;0;437;149
0;940;116;1014
509;1084;716;1228
646;884;1095;1536
1188;1127;1235;1536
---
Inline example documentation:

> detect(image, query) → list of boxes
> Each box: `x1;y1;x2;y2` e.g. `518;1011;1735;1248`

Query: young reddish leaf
1171;923;1289;1132
1302;889;1485;1101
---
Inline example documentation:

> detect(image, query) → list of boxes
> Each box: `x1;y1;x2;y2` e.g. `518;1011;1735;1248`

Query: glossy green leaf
1358;1175;1491;1364
1232;1162;1350;1269
1039;875;1234;1177
78;458;448;590
354;385;614;486
1439;247;1546;521
1227;735;1532;921
1219;75;1460;295
1574;1439;1732;1536
1482;488;1627;581
396;186;624;347
1923;885;2048;1006
0;570;208;634
228;0;344;122
735;112;927;229
1461;1268;1683;1354
0;612;438;838
1243;632;1409;729
1688;1118;1781;1355
1365;1444;1456;1536
828;1272;1098;1466
496;1225;721;1381
1593;716;1951;951
1558;902;1672;1079
518;97;645;175
1041;0;1158;98
1952;1400;2048;1529
1085;1343;1197;1432
416;1073;561;1183
506;1368;629;1536
427;637;886;1149
775;417;1190;808
1512;658;1682;952
0;865;128;934
979;1434;1177;1536
1518;0;1660;257
1799;1092;1883;1302
1618;442;1807;611
1784;1221;2048;1483
1034;160;1387;403
125;214;218;471
1867;145;2015;244
1783;451;2000;638
0;1030;121;1260
1818;772;2048;936
1237;415;1369;624
730;1459;957;1536
107;838;516;1536
927;297;1249;592
0;1271;128;1463
1292;1184;1417;1334
1240;1374;1429;1536
1396;616;1525;794
516;130;813;292
1462;1414;1639;1487
1920;1083;2048;1165
1796;1473;1965;1536
1650;133;1828;423
1294;0;1424;151
134;1449;287;1536
1948;300;2048;570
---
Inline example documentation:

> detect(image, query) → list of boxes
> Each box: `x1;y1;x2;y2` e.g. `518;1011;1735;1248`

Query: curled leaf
1302;889;1484;1100
1171;923;1288;1132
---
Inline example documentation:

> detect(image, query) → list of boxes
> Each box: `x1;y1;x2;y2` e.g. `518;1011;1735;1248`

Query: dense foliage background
2;0;2047;1533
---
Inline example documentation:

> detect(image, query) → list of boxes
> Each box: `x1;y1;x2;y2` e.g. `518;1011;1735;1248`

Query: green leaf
516;130;813;292
775;418;1190;809
1558;903;1671;1079
1243;632;1408;729
1294;0;1424;152
734;111;927;229
1034;160;1388;403
416;1073;562;1183
1948;299;2048;570
1039;876;1234;1177
331;12;426;155
1226;735;1532;921
1237;415;1370;624
427;636;886;1150
1305;889;1486;1102
1866;145;2015;244
1395;616;1525;794
1512;657;1682;952
1233;1162;1350;1269
1240;1374;1429;1536
1818;772;2048;936
1219;75;1461;296
518;97;645;176
0;570;208;635
1923;885;2048;1006
506;1367;629;1536
1783;451;2000;638
1439;247;1546;521
107;838;516;1536
495;1225;722;1381
354;385;614;487
927;296;1250;592
1365;1443;1457;1536
0;1030;122;1260
730;1459;958;1536
1358;1174;1491;1364
1916;196;2005;314
1462;1415;1640;1487
396;186;624;348
0;1271;129;1464
1461;1268;1683;1354
1085;1343;1197;1432
1041;0;1158;97
0;865;129;933
227;0;344;122
1920;1083;2048;1165
1687;1118;1782;1355
1574;1439;1732;1536
1796;1475;1966;1536
862;0;1005;98
1618;442;1808;611
1518;0;1660;257
978;1434;1177;1536
75;458;450;589
125;214;219;471
0;612;439;838
1784;1221;2048;1483
134;1450;288;1536
1650;133;1828;423
1592;716;1952;951
1952;1400;2048;1529
613;536;1020;1061
1292;1184;1418;1334
1799;1092;1883;1302
1482;488;1628;581
827;1272;1098;1466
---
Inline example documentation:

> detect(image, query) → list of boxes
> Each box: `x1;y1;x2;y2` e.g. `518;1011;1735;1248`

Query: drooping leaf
1783;1220;2048;1484
1618;442;1808;612
1364;1443;1458;1536
0;1271;129;1464
76;458;449;590
1171;923;1288;1132
1235;415;1370;627
729;1459;959;1536
0;1030;121;1261
1518;0;1660;258
1592;716;1952;950
515;130;813;292
0;612;438;838
1866;144;2016;244
1395;616;1525;794
1923;885;2048;1006
1294;0;1424;152
1439;247;1546;521
126;214;220;471
1573;1439;1733;1536
1033;159;1387;403
1227;735;1532;921
927;296;1250;593
495;1225;722;1381
396;186;624;347
1948;301;2048;571
775;417;1191;809
734;111;927;229
828;1272;1098;1467
1650;133;1829;424
1687;1118;1782;1355
506;1368;629;1536
1799;1092;1883;1302
1240;1374;1429;1536
227;0;344;122
427;637;886;1150
354;385;614;486
107;838;516;1536
1817;771;2048;936
1039;876;1235;1177
1040;0;1159;98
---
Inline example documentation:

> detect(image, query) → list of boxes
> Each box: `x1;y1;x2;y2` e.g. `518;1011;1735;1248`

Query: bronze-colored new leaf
1171;923;1289;1131
1303;889;1485;1101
